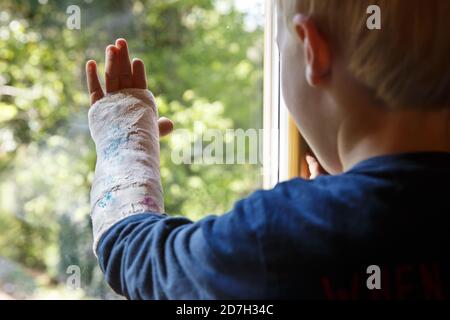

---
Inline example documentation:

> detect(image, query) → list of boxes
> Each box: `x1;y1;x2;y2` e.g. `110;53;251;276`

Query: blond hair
277;0;450;109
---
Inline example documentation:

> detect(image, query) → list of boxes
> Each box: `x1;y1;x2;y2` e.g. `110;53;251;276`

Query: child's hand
306;154;326;179
85;38;173;137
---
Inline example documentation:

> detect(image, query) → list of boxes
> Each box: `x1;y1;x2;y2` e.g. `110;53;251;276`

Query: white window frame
263;0;302;189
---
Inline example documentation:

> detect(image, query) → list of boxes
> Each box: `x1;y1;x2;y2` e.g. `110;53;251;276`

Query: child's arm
86;39;173;251
97;197;269;299
85;39;270;299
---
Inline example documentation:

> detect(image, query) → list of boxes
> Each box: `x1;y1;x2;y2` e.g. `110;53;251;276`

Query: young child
85;0;450;299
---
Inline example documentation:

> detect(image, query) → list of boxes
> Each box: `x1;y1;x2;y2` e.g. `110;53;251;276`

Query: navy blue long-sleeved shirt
97;152;450;299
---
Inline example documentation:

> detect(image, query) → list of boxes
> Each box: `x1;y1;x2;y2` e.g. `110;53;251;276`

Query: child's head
276;0;450;173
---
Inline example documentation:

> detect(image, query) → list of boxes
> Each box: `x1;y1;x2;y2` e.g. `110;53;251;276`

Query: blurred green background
0;0;263;299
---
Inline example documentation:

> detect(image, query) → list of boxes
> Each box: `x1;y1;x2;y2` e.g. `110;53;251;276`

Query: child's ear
293;14;331;87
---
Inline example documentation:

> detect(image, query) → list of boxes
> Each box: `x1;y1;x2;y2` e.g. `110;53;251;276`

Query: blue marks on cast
98;191;113;208
102;126;128;159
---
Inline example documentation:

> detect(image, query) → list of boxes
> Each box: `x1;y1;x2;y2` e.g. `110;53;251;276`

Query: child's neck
339;106;450;171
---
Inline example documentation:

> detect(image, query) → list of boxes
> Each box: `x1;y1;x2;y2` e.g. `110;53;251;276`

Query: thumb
158;117;174;137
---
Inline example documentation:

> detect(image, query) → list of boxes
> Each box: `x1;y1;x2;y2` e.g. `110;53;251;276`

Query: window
263;0;307;188
0;0;268;299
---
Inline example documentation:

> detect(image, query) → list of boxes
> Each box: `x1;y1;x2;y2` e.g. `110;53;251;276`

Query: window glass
0;0;264;299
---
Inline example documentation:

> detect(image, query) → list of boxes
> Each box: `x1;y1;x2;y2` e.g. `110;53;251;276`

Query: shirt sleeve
96;191;269;300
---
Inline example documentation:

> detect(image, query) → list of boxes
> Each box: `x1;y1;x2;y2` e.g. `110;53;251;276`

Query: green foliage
0;0;263;298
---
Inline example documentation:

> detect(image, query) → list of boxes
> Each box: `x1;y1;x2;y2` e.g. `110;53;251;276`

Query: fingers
116;39;133;89
132;58;147;89
105;45;120;93
306;155;321;179
86;60;104;105
158;117;174;137
88;39;148;104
